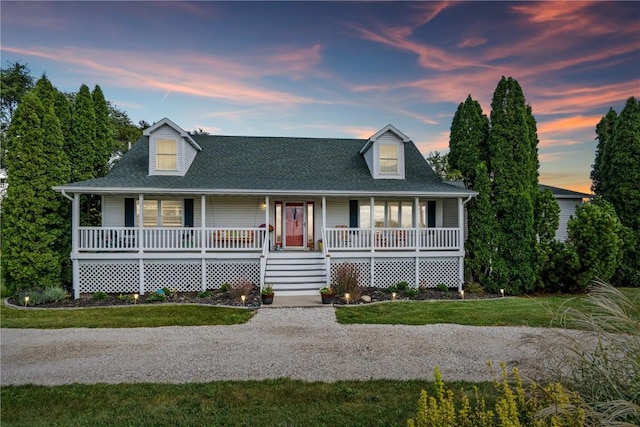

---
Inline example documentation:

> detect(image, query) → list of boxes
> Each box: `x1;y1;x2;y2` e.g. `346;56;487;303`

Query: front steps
265;251;327;296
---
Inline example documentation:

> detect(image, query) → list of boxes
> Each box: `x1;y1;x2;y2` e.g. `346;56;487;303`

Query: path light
241;295;246;306
345;293;350;304
134;293;139;304
500;289;505;297
460;290;465;299
391;292;397;300
24;295;29;307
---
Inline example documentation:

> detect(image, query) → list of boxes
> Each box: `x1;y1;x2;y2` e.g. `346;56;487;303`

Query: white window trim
156;138;178;171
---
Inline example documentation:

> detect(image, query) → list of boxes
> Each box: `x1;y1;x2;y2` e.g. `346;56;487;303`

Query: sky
1;1;639;193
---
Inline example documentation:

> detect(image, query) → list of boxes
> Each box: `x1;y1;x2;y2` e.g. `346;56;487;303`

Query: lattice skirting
77;259;260;294
330;256;460;289
206;260;260;289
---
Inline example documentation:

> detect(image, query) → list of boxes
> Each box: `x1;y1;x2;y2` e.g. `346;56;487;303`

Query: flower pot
321;293;335;304
261;294;274;305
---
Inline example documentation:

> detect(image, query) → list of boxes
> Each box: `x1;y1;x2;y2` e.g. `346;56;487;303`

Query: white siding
325;198;350;227
557;198;583;241
148;125;186;176
207;196;267;227
102;196;124;227
442;199;458;228
184;142;198;172
372;131;405;179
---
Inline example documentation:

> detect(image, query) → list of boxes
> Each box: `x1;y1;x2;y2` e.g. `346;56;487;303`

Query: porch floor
262;295;331;308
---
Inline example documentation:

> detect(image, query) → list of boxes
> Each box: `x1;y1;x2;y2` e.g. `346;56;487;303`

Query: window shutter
427;201;436;228
349;200;359;228
184;198;194;227
124;198;135;227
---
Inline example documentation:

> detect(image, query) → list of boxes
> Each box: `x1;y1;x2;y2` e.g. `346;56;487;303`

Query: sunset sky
2;1;639;193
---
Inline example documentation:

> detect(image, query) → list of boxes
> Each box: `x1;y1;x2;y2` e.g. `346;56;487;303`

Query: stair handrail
259;229;269;290
321;226;331;287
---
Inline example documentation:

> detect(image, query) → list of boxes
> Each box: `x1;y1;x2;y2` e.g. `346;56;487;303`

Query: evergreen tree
1;84;69;291
487;77;539;293
607;97;640;285
92;85;113;177
68;84;96;182
567;198;624;290
590;108;618;196
465;162;500;289
448;95;489;187
54;90;72;145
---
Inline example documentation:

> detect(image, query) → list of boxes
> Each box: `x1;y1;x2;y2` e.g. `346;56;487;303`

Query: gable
361;127;408;180
147;122;199;176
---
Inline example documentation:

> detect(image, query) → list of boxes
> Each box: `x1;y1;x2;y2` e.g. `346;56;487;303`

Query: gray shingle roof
539;184;592;198
57;134;474;196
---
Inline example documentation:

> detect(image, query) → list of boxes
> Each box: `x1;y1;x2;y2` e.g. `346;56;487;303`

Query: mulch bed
7;287;499;309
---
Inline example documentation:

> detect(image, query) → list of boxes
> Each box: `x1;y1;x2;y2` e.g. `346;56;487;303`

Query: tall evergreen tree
1;82;69;291
590;108;618;196
487;76;539;293
68;84;96;183
92;85;113;177
448;95;489;187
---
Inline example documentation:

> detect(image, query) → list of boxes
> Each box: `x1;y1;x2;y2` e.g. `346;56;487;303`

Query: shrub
385;284;398;294
15;286;67;306
161;287;171;296
436;283;449;292
229;278;254;298
526;281;640;425
407;364;586;427
405;288;418;298
464;282;485;295
333;263;360;301
92;291;108;300
219;283;230;293
145;292;166;303
396;281;409;291
197;290;211;298
118;293;135;304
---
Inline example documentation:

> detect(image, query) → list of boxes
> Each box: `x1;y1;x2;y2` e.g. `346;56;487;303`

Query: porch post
458;196;464;291
322;196;326;232
414;196;420;288
138;194;144;295
370;196;375;287
72;193;80;299
201;195;206;291
265;195;270;250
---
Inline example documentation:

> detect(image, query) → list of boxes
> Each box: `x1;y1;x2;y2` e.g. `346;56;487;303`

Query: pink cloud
457;37;488;49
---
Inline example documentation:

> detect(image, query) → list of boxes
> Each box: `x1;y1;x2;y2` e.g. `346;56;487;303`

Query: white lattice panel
374;258;415;288
330;259;370;287
144;260;201;292
78;260;139;294
206;260;259;289
419;257;459;288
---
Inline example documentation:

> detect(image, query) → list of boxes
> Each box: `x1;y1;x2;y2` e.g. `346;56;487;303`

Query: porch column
321;196;326;233
457;197;465;291
369;197;375;252
137;194;144;254
265;195;270;250
201;195;206;292
72;193;80;299
414;196;420;288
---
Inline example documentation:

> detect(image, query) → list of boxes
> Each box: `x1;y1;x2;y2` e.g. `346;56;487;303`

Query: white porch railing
77;227;266;252
323;227;459;251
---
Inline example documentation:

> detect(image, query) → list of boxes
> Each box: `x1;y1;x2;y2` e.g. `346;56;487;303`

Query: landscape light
241;295;246;305
24;296;29;307
134;293;139;304
460;290;465;299
500;289;505;297
345;293;350;304
391;292;396;300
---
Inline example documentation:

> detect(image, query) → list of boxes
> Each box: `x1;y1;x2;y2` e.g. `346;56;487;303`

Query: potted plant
261;284;274;305
319;286;335;304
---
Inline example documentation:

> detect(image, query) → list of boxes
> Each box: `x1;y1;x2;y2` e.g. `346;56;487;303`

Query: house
539;184;592;241
54;118;475;298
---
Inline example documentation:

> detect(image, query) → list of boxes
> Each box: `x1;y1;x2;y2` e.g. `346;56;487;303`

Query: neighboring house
539;184;592;241
54;118;475;298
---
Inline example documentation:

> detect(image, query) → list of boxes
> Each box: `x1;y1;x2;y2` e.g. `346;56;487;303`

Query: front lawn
1;379;494;427
0;304;255;328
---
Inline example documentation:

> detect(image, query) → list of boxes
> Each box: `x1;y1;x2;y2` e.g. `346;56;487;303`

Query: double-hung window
137;200;183;227
156;139;177;171
379;144;398;174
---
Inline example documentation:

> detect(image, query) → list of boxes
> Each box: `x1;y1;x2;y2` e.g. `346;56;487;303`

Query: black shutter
349;200;359;228
184;198;194;227
124;198;135;227
427;201;436;228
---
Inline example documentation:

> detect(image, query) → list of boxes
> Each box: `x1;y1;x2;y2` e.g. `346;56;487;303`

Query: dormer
143;118;202;176
359;124;410;179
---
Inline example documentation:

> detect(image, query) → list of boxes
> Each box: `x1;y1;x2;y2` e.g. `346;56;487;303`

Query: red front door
285;203;304;247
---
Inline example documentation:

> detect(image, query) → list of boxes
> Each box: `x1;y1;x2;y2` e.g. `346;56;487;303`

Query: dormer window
379;144;398;174
156;139;177;171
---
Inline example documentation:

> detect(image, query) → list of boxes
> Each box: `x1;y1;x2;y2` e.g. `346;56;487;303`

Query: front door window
285;203;305;247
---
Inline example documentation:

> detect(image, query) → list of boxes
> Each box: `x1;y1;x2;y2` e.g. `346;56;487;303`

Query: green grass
336;294;591;327
0;305;255;328
1;379;495;427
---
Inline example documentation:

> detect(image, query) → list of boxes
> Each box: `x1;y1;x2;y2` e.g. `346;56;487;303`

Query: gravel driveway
1;307;546;386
